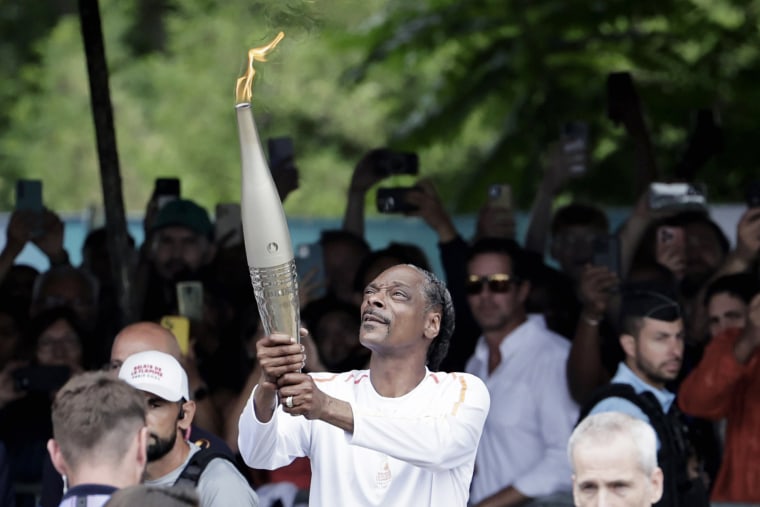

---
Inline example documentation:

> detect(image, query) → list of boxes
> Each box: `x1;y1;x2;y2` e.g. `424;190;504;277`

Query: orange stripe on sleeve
451;374;468;416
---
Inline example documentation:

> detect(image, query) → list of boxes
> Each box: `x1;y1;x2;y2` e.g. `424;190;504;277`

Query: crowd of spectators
0;79;759;507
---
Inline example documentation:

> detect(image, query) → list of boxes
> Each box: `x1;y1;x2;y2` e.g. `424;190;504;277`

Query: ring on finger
285;395;294;408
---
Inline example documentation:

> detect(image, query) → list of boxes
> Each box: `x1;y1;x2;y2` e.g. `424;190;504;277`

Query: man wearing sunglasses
465;238;579;507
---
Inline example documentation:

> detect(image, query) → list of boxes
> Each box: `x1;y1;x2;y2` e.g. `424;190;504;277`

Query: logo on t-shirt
375;462;391;489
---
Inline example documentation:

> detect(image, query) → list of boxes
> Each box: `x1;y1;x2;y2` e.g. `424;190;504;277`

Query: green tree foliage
0;0;402;215
1;0;758;215
348;0;760;208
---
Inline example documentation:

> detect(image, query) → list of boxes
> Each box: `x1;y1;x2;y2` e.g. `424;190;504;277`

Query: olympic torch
234;32;299;343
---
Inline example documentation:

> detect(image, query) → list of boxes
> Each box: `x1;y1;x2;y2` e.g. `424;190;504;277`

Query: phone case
160;315;191;355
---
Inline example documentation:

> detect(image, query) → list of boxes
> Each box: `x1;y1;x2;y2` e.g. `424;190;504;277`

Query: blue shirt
589;362;676;447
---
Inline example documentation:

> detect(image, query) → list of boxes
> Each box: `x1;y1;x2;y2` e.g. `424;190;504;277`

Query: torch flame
235;31;285;105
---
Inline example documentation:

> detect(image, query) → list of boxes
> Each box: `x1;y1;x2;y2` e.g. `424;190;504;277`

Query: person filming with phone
139;198;217;321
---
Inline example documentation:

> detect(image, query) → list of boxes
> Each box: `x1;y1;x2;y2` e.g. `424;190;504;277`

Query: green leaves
1;0;759;215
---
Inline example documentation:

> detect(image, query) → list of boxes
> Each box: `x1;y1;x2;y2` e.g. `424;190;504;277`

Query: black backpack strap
577;383;646;426
175;448;234;488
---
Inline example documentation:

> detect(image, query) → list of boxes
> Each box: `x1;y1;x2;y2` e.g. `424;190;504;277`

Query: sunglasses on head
465;274;515;294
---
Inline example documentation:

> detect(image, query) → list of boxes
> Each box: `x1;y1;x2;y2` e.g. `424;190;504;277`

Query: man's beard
636;356;679;386
147;430;177;462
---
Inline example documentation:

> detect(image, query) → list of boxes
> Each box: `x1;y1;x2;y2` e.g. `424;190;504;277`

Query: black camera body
376;187;420;213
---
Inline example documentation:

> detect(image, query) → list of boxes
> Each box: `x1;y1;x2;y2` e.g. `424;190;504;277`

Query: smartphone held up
370;149;419;178
376;186;420;213
648;182;707;211
15;179;44;236
560;122;589;176
154;178;180;210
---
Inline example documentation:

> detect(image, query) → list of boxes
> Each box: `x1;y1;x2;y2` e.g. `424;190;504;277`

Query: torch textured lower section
250;259;300;343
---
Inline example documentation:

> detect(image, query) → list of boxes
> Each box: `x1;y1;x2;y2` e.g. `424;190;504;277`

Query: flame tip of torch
234;31;286;105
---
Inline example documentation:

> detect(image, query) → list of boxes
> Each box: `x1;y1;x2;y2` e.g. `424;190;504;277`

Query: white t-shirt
238;369;490;507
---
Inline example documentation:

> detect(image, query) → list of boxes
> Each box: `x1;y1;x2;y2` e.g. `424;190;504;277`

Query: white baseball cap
118;350;190;402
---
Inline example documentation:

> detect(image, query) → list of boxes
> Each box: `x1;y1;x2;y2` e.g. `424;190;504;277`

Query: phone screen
560;122;588;175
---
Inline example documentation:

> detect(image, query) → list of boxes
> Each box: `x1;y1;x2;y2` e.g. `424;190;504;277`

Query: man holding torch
237;264;490;506
233;34;488;506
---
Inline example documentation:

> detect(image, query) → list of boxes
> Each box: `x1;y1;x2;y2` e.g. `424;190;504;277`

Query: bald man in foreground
568;412;663;507
109;322;219;432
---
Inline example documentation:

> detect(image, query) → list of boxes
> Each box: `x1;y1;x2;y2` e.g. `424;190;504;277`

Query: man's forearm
342;190;366;237
524;183;554;256
253;384;278;423
567;316;609;404
319;395;354;433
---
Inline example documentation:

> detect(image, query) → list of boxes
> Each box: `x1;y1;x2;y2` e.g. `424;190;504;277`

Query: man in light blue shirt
580;289;708;507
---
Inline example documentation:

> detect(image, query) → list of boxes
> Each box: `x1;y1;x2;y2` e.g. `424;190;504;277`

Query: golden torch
234;32;299;343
